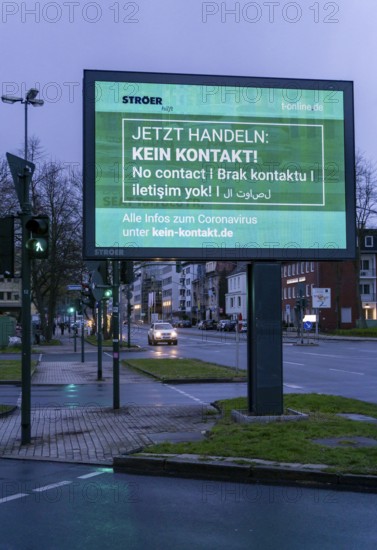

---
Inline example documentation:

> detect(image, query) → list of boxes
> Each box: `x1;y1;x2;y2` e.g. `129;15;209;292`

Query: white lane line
303;353;348;358
77;472;106;480
0;493;29;504
330;368;364;376
33;481;72;493
284;361;305;366
165;384;205;404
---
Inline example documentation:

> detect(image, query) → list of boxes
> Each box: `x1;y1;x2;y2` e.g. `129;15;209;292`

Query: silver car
148;322;178;345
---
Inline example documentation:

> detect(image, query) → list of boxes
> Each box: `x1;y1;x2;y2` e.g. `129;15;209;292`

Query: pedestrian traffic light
25;215;49;259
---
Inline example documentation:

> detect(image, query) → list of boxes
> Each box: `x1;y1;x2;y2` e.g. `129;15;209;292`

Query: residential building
225;263;247;320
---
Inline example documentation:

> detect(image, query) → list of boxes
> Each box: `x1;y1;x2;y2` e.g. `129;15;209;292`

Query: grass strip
332;328;377;338
123;358;246;380
145;393;377;475
0;404;15;415
86;335;138;348
0;360;37;381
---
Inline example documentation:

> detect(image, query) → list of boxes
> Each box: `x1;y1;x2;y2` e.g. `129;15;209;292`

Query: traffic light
120;261;134;284
25;215;49;259
81;283;96;309
0;217;15;277
74;298;82;314
104;288;112;299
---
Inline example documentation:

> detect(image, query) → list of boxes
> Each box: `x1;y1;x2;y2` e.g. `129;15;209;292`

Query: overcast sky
0;0;374;168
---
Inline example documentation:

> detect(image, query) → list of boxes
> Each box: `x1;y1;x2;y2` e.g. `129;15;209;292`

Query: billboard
83;70;356;261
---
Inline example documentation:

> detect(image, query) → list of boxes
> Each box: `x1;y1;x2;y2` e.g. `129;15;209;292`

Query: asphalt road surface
1;459;377;550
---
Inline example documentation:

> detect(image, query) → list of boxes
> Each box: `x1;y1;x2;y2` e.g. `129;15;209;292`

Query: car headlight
172;331;177;338
155;331;162;338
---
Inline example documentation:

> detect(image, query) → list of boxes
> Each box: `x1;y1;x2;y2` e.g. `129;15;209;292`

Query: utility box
0;316;16;347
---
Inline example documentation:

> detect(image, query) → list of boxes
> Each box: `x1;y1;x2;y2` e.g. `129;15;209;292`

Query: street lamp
1;88;44;161
1;88;43;445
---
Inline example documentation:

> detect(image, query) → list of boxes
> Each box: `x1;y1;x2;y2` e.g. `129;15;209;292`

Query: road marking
77;472;106;479
283;384;303;389
284;361;305;366
0;493;29;504
303;352;349;358
0;470;108;506
329;368;364;376
33;481;72;493
165;384;205;404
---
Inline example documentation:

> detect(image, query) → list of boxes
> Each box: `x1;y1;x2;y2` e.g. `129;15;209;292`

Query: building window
306;284;310;297
361;259;370;271
310;262;315;272
301;262;305;274
284;266;287;277
230;297;234;308
306;262;310;273
238;296;241;307
288;265;291;276
288;287;291;299
365;236;374;248
360;284;370;295
292;264;296;276
283;288;287;299
292;287;296;298
341;307;352;323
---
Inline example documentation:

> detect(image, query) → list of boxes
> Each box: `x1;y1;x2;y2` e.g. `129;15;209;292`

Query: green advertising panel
83;71;355;260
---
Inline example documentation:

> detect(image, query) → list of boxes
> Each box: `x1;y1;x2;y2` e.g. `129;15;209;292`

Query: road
1;459;377;550
1;328;376;408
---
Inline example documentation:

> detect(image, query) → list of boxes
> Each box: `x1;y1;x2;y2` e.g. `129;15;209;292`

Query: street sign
303;321;313;331
67;285;82;291
6;153;35;208
312;288;331;308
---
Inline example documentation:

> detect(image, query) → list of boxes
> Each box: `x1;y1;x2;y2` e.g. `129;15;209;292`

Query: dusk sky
0;1;374;167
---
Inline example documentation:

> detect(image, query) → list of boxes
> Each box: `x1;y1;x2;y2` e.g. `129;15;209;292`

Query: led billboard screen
83;70;355;261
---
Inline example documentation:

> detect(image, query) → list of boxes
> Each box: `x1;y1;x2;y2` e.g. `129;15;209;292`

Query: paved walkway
0;337;216;464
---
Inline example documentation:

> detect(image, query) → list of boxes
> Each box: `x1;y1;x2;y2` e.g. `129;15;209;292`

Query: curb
123;363;246;384
113;454;377;493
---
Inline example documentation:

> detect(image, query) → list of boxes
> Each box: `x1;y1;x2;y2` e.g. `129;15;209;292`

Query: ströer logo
122;96;162;105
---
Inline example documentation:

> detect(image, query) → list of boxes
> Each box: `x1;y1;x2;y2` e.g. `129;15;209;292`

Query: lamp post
2;88;44;445
1;88;44;161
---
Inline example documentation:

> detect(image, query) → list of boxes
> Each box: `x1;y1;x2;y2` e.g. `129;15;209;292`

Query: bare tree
356;152;377;230
30;159;83;340
354;151;377;328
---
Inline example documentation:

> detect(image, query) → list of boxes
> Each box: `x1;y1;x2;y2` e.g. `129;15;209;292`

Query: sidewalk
1;335;377;493
0;335;216;464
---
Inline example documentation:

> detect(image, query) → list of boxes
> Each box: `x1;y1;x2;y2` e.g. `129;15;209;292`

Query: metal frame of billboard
83;69;356;261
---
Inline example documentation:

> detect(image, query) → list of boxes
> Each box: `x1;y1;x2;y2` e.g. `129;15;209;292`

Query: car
223;320;237;332
176;320;192;328
240;321;248;333
217;319;233;331
199;319;217;330
148;322;178;345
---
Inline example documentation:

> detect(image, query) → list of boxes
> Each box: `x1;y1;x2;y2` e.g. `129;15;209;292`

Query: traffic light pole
20;167;32;444
97;300;103;380
113;261;120;409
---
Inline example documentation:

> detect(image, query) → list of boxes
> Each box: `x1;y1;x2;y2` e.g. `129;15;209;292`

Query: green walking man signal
25;215;49;259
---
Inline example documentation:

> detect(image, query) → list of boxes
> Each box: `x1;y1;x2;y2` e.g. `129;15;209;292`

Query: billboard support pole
247;263;283;415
